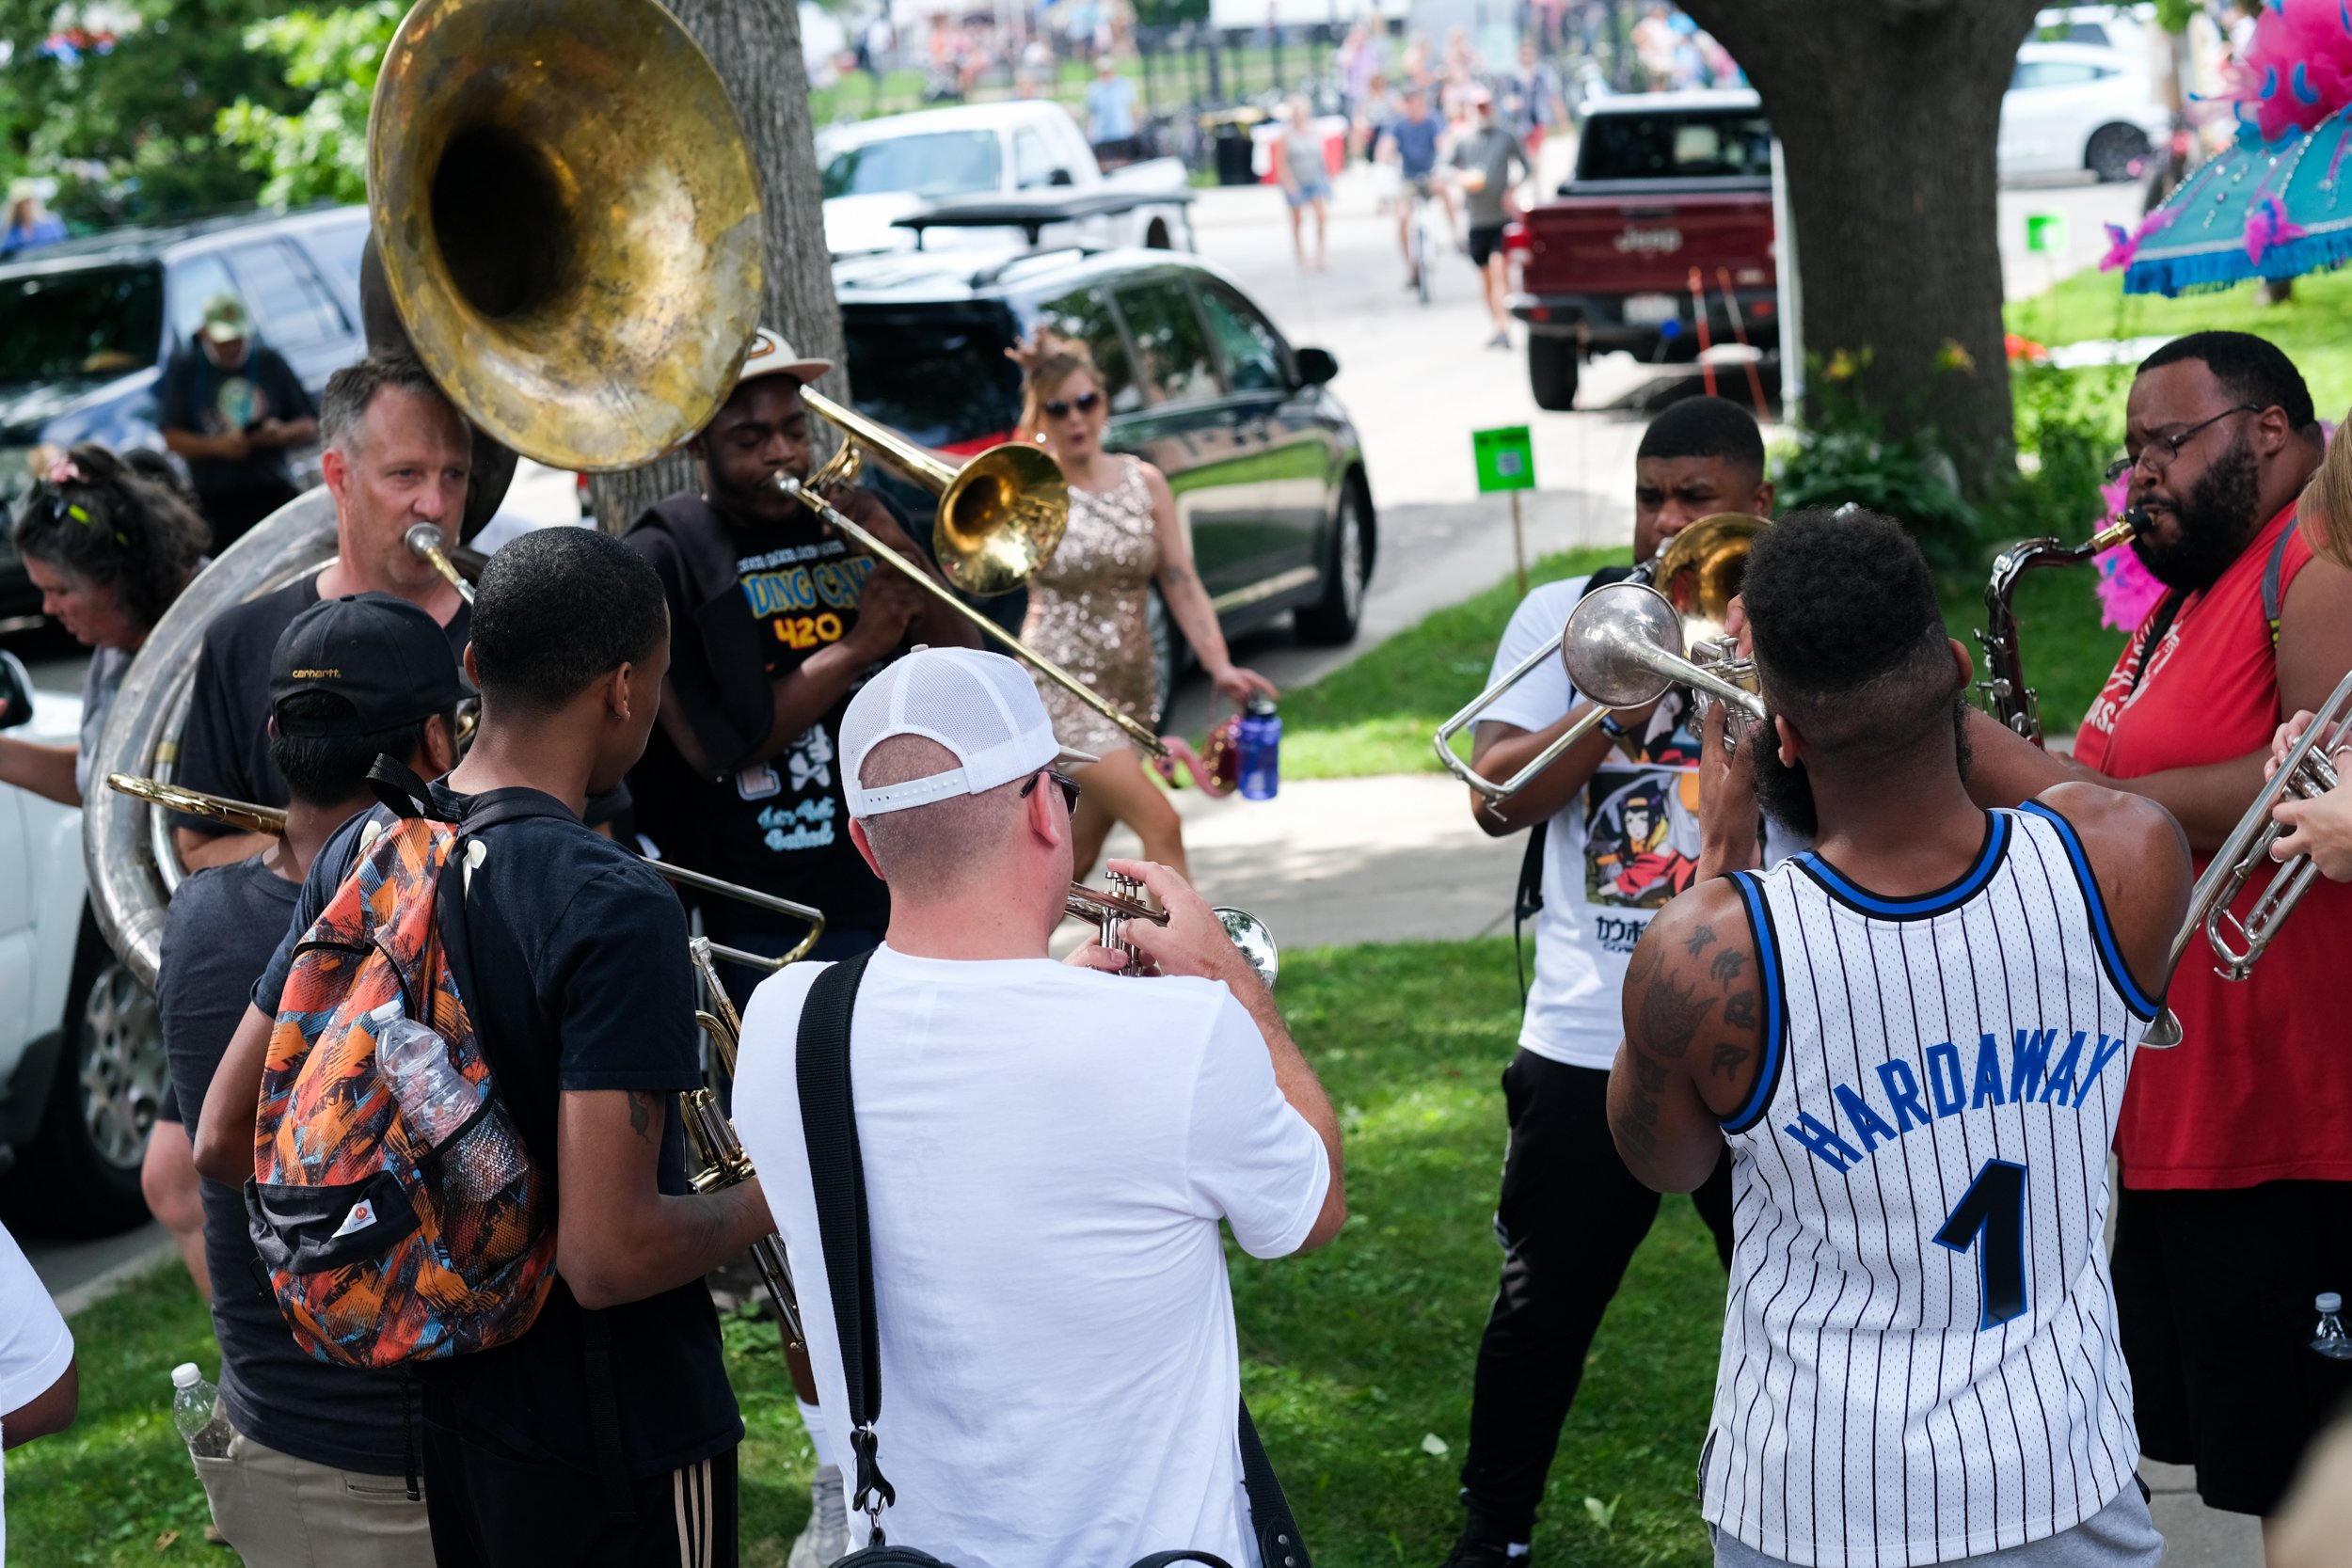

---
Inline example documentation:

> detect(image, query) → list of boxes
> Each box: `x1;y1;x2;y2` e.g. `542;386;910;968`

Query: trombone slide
772;474;1168;759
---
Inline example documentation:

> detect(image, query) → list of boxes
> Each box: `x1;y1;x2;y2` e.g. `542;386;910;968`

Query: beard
2133;436;2264;592
1750;696;1975;845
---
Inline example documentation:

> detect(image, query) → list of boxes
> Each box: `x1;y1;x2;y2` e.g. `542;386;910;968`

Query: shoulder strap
2262;510;2296;647
795;949;891;1536
1237;1399;1311;1568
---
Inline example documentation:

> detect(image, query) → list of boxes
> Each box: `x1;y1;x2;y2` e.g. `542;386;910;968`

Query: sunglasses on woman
1042;391;1103;420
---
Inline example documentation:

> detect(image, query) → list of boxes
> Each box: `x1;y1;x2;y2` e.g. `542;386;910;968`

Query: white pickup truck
0;656;162;1237
818;100;1196;258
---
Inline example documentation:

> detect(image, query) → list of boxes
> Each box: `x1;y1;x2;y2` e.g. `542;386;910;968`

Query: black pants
421;1419;739;1568
197;480;299;553
1458;1050;1734;1540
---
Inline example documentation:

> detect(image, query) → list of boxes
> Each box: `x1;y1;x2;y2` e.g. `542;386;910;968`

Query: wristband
1597;713;1627;739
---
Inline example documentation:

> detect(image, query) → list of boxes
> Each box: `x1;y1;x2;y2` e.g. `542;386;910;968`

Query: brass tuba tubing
405;524;475;606
771;473;1168;758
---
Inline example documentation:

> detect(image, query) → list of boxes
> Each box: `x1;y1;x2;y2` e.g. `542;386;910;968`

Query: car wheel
1529;335;1580;412
1295;480;1370;646
9;927;162;1236
2086;123;2150;184
1146;581;1180;714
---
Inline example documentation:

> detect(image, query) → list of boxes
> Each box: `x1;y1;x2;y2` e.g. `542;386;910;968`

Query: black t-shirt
251;783;739;1478
171;577;471;839
161;854;414;1474
624;494;910;934
155;341;315;500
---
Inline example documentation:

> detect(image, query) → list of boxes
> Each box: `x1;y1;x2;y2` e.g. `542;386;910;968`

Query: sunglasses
1020;768;1082;814
1041;391;1103;420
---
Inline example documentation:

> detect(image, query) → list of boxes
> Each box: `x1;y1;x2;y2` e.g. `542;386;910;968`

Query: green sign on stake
1472;425;1537;594
1473;425;1535;493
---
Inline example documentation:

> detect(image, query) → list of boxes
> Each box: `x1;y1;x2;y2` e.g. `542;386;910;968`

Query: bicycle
1405;174;1442;305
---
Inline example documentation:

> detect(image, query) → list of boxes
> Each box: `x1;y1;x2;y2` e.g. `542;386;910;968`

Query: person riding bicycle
1374;86;1457;293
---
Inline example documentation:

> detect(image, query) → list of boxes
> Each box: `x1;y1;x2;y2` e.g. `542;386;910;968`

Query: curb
55;1235;177;1318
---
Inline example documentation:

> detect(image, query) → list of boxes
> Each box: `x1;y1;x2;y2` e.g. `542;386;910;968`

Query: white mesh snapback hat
841;647;1099;817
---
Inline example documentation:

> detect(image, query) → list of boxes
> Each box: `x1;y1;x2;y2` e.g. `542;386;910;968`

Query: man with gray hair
732;645;1346;1567
169;353;475;870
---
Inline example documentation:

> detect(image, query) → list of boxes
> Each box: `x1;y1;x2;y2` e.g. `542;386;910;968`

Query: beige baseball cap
736;325;834;387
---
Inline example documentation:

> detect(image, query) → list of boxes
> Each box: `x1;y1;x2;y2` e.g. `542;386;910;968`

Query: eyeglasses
1020;768;1082;814
1041;391;1103;420
2105;404;2263;484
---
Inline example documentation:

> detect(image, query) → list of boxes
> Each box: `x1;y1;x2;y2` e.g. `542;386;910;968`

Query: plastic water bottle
373;1002;523;1200
2313;1292;2352;1361
1236;696;1281;801
170;1363;232;1459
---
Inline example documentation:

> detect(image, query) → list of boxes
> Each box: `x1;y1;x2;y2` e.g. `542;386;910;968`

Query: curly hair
10;443;210;633
1015;344;1104;443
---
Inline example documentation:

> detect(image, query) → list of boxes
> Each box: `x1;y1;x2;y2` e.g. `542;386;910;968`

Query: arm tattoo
1684;924;1718;958
1709;949;1747;985
1637;969;1717;1060
1710;1041;1751;1079
626;1090;660;1144
1723;990;1757;1032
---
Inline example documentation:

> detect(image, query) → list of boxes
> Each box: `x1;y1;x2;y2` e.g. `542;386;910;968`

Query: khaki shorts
193;1412;434;1568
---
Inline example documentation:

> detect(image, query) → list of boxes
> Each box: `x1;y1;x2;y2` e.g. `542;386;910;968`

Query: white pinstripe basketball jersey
1700;804;2161;1568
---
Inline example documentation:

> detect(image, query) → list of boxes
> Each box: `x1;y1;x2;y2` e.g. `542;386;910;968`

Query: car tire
1529;335;1580;412
1295;479;1370;646
8;921;162;1236
1147;581;1181;714
2086;123;2150;184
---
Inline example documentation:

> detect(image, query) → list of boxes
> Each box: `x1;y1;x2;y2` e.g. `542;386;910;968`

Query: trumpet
1977;512;2141;745
1434;513;1764;800
1067;873;1281;990
781;396;1168;760
2138;667;2352;1050
681;936;805;1350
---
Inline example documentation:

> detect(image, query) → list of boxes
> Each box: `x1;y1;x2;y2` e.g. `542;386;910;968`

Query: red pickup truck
1513;89;1779;411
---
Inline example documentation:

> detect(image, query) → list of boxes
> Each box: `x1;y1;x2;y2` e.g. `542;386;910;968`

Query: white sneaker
787;1465;850;1568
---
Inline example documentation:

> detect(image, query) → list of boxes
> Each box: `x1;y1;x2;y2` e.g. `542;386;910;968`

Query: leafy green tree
216;2;399;208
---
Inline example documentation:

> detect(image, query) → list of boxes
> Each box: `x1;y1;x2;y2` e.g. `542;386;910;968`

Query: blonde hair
2299;420;2352;570
1016;345;1102;443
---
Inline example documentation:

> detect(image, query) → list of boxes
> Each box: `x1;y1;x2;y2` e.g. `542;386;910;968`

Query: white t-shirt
0;1221;74;1563
1482;576;1796;1070
733;946;1330;1568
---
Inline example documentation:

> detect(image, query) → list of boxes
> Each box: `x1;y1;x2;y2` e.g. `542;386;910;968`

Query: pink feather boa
2224;0;2352;143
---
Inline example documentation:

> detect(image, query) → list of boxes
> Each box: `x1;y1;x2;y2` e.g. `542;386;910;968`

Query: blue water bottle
1236;696;1281;800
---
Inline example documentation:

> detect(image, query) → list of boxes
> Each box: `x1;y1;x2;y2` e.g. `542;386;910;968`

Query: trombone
1433;514;1767;800
2138;667;2352;1050
783;393;1168;760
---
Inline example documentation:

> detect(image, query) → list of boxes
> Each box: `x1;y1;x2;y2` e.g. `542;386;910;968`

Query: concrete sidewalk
1093;773;2262;1568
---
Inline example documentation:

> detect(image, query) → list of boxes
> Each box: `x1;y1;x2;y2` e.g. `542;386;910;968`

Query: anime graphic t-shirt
1479;574;1796;1070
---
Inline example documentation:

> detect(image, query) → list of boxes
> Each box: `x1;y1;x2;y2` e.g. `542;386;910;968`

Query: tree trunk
587;0;846;534
1682;0;2042;499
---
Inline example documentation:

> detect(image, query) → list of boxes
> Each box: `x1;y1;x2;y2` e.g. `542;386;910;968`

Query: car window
1194;282;1286;394
1111;281;1219;405
167;254;237;348
1576;110;1773;180
226;241;349;349
304;217;370;293
2011;59;2106;90
823;131;1004;199
1031;287;1140;414
839;303;1025;449
0;263;165;383
1013;129;1057;189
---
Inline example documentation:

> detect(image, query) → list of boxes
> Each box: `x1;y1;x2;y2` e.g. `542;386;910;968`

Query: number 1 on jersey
1934;1158;2027;1330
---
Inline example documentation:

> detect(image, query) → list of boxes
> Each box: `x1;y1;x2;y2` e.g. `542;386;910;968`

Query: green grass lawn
2004;264;2352;419
8;940;1726;1568
1282;543;2127;781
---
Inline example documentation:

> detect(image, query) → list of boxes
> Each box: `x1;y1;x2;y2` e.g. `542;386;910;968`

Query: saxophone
1975;511;2142;747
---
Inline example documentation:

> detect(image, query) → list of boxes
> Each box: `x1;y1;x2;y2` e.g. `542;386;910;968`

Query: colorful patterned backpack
246;781;559;1369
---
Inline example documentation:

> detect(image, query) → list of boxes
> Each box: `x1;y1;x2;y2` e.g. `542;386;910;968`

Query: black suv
835;246;1375;690
0;205;369;625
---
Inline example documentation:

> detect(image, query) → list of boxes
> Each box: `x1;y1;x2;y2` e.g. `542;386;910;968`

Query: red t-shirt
2074;502;2352;1189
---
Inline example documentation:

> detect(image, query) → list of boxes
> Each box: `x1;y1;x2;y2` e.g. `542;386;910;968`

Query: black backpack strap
1237;1399;1311;1568
368;755;458;822
795;950;891;1538
2262;511;2296;646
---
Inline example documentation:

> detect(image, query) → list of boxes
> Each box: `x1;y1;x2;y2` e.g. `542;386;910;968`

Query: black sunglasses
1020;767;1082;814
1041;391;1103;420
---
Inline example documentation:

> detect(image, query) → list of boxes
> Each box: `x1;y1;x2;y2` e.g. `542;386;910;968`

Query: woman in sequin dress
1014;339;1278;879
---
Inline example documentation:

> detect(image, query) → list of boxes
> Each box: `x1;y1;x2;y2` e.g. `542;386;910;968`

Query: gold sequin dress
1022;455;1159;755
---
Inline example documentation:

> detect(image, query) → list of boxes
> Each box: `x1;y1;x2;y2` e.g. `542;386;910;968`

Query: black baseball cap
269;593;468;737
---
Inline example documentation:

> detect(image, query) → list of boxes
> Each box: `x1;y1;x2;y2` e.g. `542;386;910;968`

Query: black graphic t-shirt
155;341;314;501
625;493;909;934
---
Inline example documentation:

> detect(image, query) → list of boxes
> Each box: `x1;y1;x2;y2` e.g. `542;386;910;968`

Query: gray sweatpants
1710;1482;2162;1568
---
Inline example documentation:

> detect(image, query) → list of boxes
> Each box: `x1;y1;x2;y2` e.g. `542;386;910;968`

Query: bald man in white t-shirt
733;648;1344;1568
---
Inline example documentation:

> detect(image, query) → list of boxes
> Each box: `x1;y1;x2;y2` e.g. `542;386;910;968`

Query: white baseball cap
841;647;1098;818
735;325;834;388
